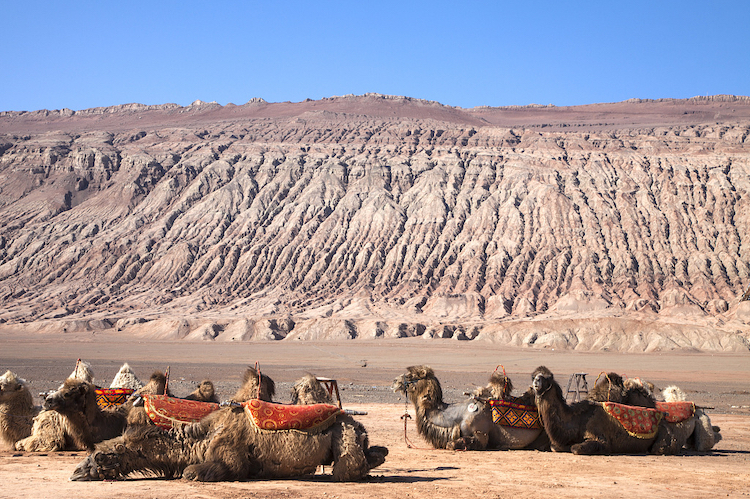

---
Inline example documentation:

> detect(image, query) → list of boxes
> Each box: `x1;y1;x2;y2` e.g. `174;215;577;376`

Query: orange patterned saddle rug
243;399;344;432
655;401;695;423
601;402;662;439
95;388;134;408
488;397;542;429
143;395;220;429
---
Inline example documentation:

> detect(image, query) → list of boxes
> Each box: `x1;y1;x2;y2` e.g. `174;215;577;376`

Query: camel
290;374;334;405
70;371;387;482
392;365;547;450
0;371;39;449
650;385;721;454
532;366;658;454
587;373;721;454
15;378;127;451
184;380;219;403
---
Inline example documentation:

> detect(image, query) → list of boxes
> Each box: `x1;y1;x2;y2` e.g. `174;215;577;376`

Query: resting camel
587;373;721;454
70;370;387;482
532;366;657;454
392;365;547;450
15;378;127;451
0;371;39;449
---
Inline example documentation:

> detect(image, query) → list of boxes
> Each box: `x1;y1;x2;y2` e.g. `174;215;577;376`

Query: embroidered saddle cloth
601;402;662;439
243;399;344;432
655;401;695;423
95;388;134;408
489;397;542;429
143;394;220;429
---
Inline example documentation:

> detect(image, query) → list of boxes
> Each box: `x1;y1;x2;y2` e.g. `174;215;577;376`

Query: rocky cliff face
1;95;749;351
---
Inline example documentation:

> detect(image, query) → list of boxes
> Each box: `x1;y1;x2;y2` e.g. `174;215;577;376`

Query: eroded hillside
1;96;749;351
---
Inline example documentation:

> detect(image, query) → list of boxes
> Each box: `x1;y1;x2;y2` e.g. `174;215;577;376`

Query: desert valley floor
0;331;749;499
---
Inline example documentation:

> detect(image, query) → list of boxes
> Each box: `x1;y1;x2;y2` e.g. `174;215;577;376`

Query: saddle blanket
244;399;344;431
655;401;695;423
95;388;134;408
601;402;662;439
143;395;220;429
489;397;542;429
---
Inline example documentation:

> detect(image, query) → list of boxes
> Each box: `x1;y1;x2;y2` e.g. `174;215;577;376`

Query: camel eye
115;443;125;453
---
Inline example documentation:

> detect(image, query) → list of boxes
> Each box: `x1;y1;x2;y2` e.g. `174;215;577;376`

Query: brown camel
184;380;219;403
588;374;721;454
392;365;547;450
15;378;127;451
290;374;334;405
0;371;39;449
70;374;388;482
532;366;657;454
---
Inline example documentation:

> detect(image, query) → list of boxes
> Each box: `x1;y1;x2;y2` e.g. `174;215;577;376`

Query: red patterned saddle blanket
489;397;542;429
655;401;695;423
143;395;220;429
243;399;344;431
95;388;134;408
601;402;662;439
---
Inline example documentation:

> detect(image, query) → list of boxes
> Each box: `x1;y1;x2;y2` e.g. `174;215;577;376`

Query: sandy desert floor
1;330;749;499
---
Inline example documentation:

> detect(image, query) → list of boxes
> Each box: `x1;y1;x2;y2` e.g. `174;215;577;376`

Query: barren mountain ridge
1;94;750;351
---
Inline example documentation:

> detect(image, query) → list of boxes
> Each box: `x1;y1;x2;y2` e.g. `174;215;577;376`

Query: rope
494;364;508;396
254;361;262;400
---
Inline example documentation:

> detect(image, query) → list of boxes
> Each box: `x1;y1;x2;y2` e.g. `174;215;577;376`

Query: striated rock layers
1;95;749;351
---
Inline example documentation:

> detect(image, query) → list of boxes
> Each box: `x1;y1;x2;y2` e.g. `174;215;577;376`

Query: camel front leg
446;430;489;451
571;437;611;455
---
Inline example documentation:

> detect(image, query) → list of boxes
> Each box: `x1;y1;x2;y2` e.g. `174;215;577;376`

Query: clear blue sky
2;1;749;112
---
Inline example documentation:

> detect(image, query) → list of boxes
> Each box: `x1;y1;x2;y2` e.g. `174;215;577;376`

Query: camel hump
243;399;343;432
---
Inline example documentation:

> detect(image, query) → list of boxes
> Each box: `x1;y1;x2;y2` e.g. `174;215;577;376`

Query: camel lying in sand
587;373;721;454
393;365;548;450
71;371;387;482
0;371;39;449
533;366;662;455
15;378;128;451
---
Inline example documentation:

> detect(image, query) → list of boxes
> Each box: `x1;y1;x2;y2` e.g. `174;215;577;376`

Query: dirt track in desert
1;331;749;498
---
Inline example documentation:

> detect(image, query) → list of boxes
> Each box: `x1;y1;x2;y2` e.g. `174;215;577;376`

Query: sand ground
1;331;749;499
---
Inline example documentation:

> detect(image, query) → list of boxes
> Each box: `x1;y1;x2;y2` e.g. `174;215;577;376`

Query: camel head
0;371;28;400
531;366;556;398
70;425;179;481
290;374;333;405
133;371;172;397
184;380;218;403
44;378;98;422
589;372;627;403
232;366;275;403
392;366;443;410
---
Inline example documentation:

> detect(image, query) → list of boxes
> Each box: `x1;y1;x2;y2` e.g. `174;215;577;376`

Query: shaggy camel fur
290;374;334;405
393;365;547;450
0;371;39;449
15;379;127;451
532;366;656;455
184;380;219;403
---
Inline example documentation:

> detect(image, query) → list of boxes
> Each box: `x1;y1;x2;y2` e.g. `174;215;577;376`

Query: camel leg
571;438;611;455
183;431;258;482
447;430;489;451
330;420;370;482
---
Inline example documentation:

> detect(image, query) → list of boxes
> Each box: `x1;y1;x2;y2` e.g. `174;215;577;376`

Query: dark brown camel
532;366;656;454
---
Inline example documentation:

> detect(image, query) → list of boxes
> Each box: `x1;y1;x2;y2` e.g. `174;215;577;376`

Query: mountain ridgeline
1;95;749;351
